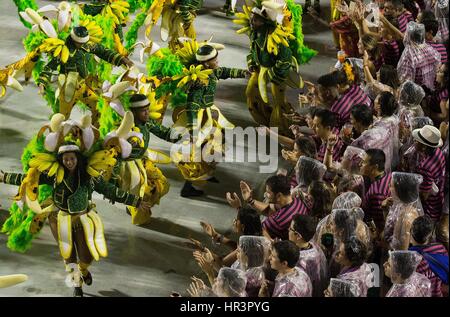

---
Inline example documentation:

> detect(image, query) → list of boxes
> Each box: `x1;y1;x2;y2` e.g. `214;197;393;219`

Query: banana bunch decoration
102;0;131;27
39;38;71;63
147;90;165;120
86;148;118;178
267;25;295;55
38;113;99;153
79;17;104;44
104;111;144;159
175;39;199;66
172;65;213;88
233;5;252;35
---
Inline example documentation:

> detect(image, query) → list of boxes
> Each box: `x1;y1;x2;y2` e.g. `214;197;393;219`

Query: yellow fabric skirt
171;105;233;184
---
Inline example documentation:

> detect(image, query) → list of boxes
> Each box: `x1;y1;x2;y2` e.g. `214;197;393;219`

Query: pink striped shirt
363;172;392;230
398;11;414;33
397;44;441;91
331;85;371;129
263;197;310;240
426;41;448;64
382;39;402;66
415;148;446;220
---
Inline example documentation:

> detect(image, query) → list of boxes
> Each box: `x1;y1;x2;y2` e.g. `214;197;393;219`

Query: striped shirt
331;85;371;129
411;243;448;297
317;135;347;162
415;148;446;220
263;197;309;240
397;11;414;33
289;173;298;190
363;172;392;230
382;39;402;66
426;41;448;64
397;44;441;91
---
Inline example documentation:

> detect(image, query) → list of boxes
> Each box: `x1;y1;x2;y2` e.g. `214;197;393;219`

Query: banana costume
107;97;179;225
1;143;142;296
171;43;247;189
37;26;129;125
145;0;203;50
234;0;315;136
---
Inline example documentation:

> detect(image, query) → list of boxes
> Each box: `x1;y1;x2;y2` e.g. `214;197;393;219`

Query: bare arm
380;15;404;41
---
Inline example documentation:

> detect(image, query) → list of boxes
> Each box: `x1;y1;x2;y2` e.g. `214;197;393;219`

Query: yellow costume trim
79;213;100;261
57;211;73;260
87;210;108;258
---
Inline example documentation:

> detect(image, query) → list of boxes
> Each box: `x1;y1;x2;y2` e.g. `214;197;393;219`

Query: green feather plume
285;0;317;64
12;0;38;29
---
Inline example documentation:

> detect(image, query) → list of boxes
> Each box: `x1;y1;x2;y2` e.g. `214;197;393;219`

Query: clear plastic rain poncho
273;266;312;297
372;111;400;169
332;208;371;249
212;268;247;297
340;146;366;175
236;236;271;297
386;251;432;297
314;197;361;250
332;192;363;210
398;81;426;142
297;242;329;297
397;22;441;91
328;278;359;297
314;208;372;259
351;127;394;171
292;156;327;196
337;264;374;297
384;173;424;250
435;0;449;43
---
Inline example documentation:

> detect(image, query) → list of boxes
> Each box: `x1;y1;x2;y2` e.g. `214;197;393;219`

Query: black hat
195;44;218;62
71;26;90;43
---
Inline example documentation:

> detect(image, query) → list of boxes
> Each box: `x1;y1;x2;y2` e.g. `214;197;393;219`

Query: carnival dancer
234;0;316;135
171;42;250;197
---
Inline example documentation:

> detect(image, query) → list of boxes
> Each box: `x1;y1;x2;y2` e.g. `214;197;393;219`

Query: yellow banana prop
258;67;269;103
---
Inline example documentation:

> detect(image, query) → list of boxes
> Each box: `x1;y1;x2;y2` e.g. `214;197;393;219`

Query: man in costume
172;43;250;197
37;26;133;124
234;0;316;136
108;94;182;225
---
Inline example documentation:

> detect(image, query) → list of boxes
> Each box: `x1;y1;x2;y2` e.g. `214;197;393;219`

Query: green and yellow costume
2;165;140;284
173;66;247;184
234;0;317;135
111;116;178;225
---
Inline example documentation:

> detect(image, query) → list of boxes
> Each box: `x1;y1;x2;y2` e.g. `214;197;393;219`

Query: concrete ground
0;0;336;296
